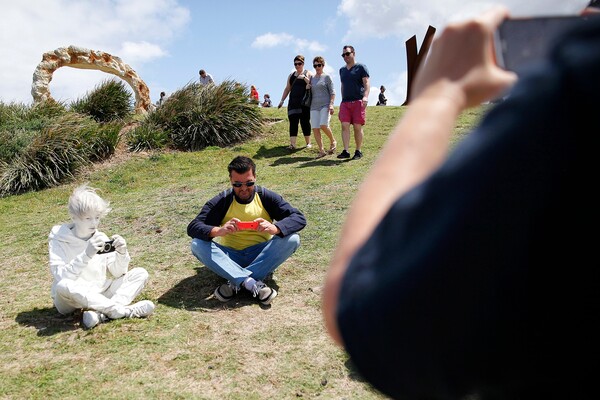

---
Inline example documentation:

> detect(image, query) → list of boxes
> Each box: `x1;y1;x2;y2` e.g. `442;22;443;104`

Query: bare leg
313;127;324;152
353;123;364;151
321;125;336;153
341;122;351;151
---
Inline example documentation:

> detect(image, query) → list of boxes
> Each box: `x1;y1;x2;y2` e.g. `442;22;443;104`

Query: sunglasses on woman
313;63;323;68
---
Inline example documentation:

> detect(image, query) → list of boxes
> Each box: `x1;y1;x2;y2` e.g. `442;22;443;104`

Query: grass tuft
148;80;264;151
70;79;133;123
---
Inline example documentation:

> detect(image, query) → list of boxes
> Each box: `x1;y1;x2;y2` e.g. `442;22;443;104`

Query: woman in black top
278;55;312;150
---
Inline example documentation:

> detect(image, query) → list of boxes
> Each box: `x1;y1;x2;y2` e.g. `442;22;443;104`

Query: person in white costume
48;184;155;329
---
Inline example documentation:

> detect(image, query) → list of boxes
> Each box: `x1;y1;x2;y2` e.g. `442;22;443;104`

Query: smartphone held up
494;14;597;75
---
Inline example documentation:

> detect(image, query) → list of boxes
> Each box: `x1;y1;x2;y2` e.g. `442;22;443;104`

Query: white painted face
72;212;102;240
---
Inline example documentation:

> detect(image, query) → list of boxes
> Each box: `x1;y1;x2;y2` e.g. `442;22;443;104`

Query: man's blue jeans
191;234;300;288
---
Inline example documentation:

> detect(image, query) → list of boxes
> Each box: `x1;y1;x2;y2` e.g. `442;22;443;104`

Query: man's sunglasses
341;52;353;57
313;63;323;68
294;62;303;66
232;181;256;188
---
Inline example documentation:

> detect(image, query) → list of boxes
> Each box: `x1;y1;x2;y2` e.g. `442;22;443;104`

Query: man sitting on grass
187;156;306;305
48;184;155;329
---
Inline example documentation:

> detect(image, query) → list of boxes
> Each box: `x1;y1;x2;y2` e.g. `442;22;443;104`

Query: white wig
68;184;111;219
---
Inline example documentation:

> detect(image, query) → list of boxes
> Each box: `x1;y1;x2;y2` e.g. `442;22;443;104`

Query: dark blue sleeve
259;187;307;237
187;190;232;241
359;63;369;78
336;19;600;400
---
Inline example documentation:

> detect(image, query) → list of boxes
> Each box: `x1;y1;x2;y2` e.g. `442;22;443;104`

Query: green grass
0;105;486;399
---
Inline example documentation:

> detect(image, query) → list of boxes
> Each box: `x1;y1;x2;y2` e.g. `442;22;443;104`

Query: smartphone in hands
237;221;258;230
494;15;591;75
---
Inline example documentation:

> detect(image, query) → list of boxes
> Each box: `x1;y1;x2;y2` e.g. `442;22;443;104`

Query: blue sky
0;0;588;107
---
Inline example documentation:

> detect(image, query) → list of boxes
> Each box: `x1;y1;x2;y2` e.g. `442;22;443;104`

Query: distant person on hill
250;85;260;104
187;156;306;306
376;85;387;106
262;93;272;107
48;184;155;329
199;69;214;85
156;91;167;106
323;4;600;399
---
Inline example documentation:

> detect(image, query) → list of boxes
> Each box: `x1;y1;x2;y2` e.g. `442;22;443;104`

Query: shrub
0;118;88;197
0;113;120;197
0;102;30;128
0;100;67;132
0;100;69;164
0;128;37;164
70;79;133;123
148;80;264;151
126;120;170;152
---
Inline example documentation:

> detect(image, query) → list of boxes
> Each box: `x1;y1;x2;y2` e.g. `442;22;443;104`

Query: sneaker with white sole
214;282;238;302
251;280;277;305
82;310;108;329
124;300;155;318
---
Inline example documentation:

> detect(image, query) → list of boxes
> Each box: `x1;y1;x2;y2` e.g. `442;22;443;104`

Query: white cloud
1;0;189;105
336;0;590;105
252;33;326;54
338;0;590;41
119;41;168;64
294;39;326;53
252;33;295;49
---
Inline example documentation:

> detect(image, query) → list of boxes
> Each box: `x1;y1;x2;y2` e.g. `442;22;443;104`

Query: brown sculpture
31;45;151;114
403;26;436;106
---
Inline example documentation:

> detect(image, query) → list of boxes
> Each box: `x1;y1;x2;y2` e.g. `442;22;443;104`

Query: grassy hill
0;105;486;399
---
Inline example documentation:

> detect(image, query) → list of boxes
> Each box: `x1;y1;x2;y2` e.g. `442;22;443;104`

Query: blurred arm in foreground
323;3;600;399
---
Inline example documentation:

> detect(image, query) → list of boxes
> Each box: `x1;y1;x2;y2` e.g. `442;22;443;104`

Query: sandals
315;151;327;159
288;144;296;150
328;141;337;155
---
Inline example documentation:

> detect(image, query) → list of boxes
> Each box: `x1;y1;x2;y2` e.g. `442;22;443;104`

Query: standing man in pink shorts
337;45;370;160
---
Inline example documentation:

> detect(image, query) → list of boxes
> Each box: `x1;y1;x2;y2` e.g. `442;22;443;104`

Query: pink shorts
339;100;366;125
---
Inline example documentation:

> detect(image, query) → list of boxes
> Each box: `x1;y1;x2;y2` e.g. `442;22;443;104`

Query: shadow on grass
16;307;80;336
253;144;317;165
298;158;348;167
156;266;279;311
251;145;353;167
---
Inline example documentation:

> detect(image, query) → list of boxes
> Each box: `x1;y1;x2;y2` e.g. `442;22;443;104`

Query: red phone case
237;221;258;230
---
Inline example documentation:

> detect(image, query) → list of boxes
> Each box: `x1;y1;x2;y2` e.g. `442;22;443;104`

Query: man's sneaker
214;282;238;302
251;280;277;305
337;150;351;159
352;150;363;160
82;310;108;329
124;300;155;318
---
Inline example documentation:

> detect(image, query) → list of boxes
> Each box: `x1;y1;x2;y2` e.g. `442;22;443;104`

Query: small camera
97;240;116;254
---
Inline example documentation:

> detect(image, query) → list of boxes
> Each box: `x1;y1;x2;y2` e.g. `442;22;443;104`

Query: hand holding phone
494;15;592;75
237;221;258;230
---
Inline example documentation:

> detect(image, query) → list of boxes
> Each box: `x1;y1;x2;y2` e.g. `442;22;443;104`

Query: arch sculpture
31;45;151;114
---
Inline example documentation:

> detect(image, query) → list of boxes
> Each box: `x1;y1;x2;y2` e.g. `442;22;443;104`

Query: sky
0;0;589;108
